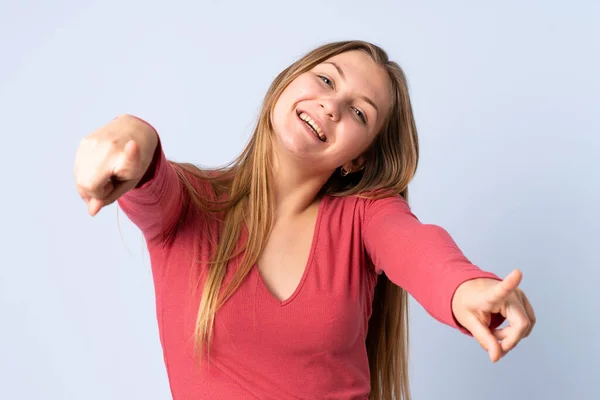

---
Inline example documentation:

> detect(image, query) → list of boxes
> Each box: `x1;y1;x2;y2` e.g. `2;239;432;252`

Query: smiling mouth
297;110;326;142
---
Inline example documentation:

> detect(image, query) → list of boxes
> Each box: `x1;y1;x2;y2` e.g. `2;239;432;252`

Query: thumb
112;139;142;181
488;269;522;305
463;315;503;363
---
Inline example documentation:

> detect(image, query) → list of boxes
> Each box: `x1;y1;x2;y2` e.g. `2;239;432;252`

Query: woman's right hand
74;114;159;216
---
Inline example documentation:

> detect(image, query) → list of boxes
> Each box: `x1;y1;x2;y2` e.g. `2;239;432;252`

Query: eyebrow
322;61;379;114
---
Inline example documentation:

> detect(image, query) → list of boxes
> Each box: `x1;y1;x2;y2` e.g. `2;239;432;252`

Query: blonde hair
172;40;419;400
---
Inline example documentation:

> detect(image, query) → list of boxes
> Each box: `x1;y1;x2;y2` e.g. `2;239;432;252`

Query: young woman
74;40;535;400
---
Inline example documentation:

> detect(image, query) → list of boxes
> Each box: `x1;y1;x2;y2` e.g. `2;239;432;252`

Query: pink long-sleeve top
117;127;502;400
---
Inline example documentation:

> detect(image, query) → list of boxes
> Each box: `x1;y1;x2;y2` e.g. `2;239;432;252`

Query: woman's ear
341;155;367;174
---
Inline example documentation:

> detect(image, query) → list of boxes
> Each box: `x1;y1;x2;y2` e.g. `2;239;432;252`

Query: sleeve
362;195;505;334
116;119;187;246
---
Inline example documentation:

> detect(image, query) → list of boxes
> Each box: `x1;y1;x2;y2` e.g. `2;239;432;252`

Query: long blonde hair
171;40;419;400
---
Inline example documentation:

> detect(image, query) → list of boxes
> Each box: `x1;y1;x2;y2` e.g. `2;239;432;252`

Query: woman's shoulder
319;192;414;234
170;162;229;200
324;191;412;218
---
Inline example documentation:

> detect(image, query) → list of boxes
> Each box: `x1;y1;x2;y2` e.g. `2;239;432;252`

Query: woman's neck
270;153;331;220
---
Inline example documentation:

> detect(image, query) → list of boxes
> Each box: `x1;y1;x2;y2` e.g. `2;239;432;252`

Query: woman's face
271;50;392;174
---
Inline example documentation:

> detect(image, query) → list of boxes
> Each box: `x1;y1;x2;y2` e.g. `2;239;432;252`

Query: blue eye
353;108;366;124
319;75;333;87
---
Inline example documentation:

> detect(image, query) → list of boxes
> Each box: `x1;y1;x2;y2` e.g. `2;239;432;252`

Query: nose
319;97;341;122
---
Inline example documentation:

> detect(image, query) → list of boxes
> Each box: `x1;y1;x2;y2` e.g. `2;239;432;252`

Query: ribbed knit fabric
117;128;502;400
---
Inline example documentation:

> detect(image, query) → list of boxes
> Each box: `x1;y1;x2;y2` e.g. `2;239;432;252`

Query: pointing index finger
465;316;502;362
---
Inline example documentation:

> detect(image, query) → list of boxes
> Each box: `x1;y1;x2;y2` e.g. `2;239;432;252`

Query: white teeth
298;112;325;141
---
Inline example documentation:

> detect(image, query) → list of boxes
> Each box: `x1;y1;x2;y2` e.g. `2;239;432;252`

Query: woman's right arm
75;114;185;244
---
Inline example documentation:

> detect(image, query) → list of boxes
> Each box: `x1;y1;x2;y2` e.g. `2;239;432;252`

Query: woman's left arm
362;196;535;362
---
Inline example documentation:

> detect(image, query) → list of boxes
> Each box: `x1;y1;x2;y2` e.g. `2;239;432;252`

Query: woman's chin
274;130;323;158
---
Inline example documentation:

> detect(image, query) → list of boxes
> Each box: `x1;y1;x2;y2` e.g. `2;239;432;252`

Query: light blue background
1;1;597;399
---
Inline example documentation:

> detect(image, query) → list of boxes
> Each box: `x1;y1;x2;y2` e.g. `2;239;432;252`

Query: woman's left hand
451;269;536;363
